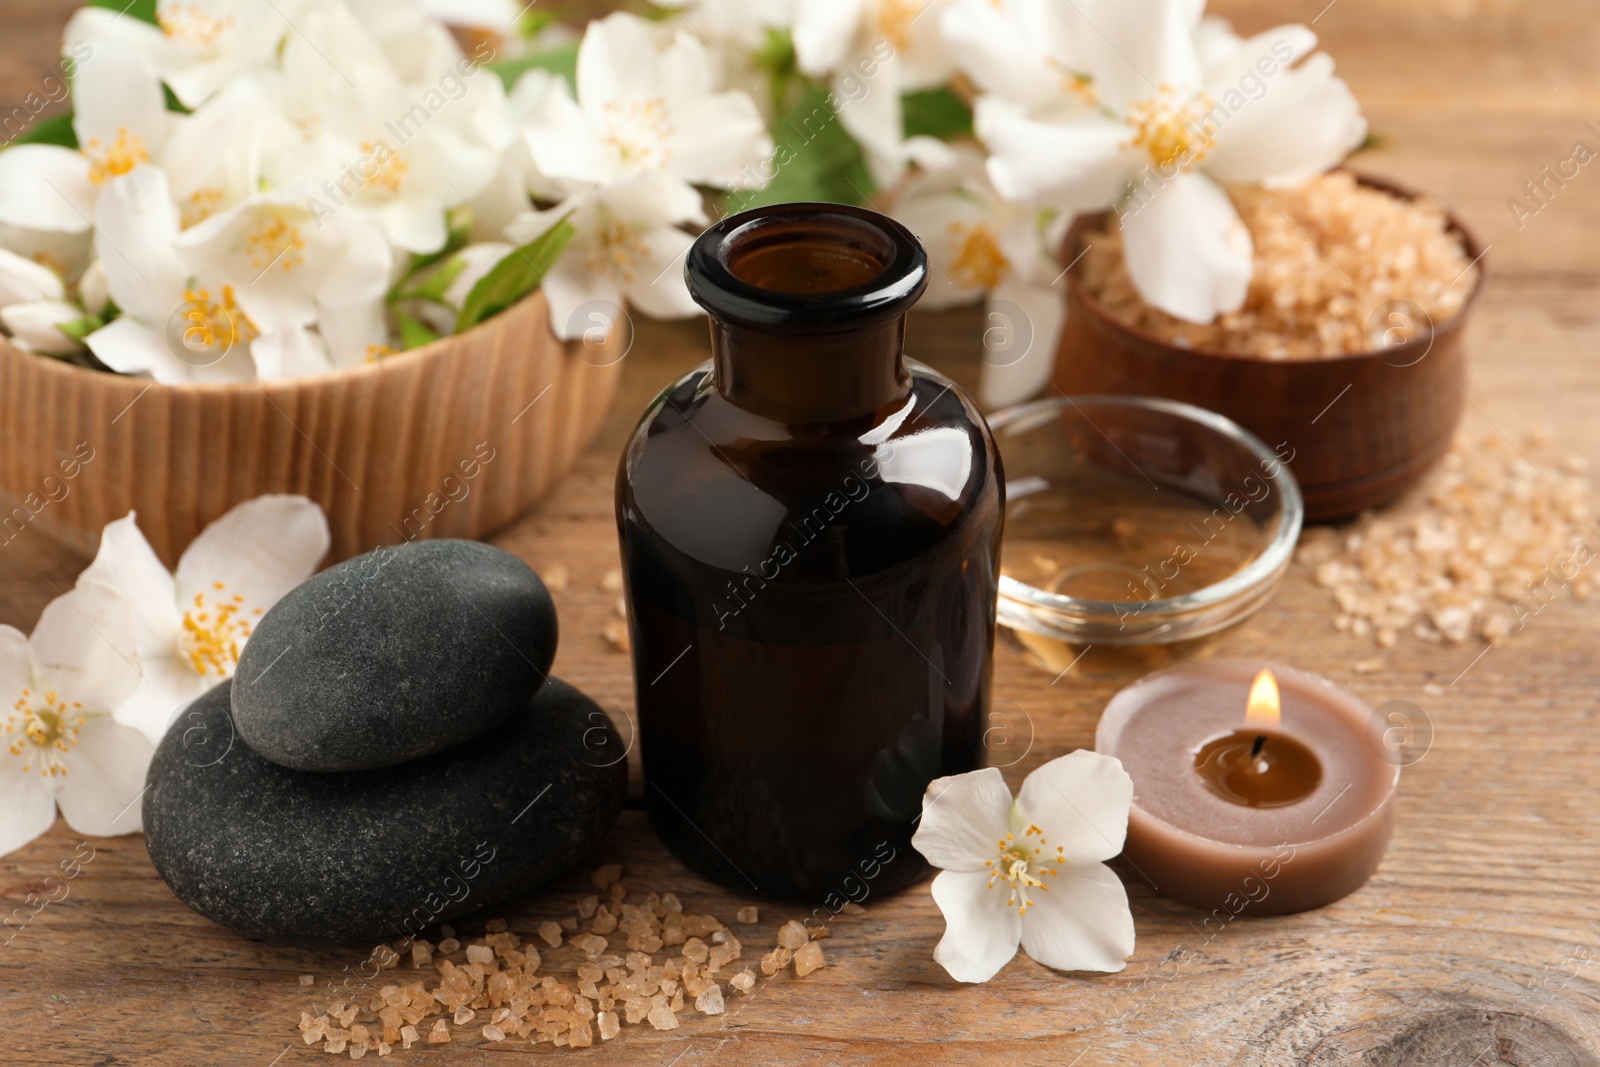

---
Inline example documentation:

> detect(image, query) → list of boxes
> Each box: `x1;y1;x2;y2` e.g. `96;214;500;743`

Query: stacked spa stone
143;541;626;944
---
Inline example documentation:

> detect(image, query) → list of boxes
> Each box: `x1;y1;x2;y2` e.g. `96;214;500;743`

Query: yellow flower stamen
179;582;254;677
587;220;651;285
985;823;1066;915
1125;85;1216;172
83;128;151;186
873;0;923;52
6;688;88;778
246;217;306;273
600;99;674;170
358;141;409;195
178;285;258;359
181;187;227;229
947;222;1009;290
158;2;236;51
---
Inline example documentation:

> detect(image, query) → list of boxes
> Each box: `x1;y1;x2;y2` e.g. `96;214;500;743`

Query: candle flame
1246;669;1280;726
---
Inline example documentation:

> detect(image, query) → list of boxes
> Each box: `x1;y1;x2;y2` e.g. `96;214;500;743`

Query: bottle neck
711;317;910;425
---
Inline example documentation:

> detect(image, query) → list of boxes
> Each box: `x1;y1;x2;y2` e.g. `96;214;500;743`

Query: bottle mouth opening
686;203;928;332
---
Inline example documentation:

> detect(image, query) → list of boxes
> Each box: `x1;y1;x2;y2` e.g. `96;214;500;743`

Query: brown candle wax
1096;661;1398;915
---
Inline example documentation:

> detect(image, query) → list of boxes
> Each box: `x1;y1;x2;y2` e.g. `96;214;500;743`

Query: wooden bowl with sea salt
0;289;623;564
1053;171;1486;521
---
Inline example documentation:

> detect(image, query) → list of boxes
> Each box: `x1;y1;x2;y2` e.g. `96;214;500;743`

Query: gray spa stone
232;539;557;772
143;677;627;944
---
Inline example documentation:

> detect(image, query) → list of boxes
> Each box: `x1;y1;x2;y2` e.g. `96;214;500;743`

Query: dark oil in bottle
616;203;1004;902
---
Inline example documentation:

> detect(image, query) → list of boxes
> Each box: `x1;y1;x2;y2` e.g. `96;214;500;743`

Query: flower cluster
0;496;328;857
0;0;1362;397
898;0;1366;404
0;0;773;381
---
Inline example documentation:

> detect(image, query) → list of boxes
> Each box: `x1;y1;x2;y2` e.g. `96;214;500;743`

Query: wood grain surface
3;2;1600;1065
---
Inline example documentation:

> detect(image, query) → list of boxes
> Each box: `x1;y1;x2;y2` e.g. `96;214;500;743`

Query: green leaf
8;111;77;150
397;255;468;305
903;88;972;141
733;83;875;212
90;0;158;24
55;314;104;344
455;217;576;333
395;308;441;350
163;84;191;114
489;45;579;92
751;28;798;114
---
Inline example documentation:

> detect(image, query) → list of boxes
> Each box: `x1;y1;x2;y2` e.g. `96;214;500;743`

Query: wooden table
4;2;1600;1064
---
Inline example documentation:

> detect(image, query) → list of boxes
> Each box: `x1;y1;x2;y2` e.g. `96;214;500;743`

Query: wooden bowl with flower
0;288;623;565
1053;171;1486;521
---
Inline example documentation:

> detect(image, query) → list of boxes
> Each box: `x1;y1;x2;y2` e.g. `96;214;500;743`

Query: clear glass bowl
992;395;1303;647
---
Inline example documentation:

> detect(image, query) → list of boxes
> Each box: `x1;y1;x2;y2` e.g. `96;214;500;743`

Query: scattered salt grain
793;941;826;977
695;986;725;1015
776;920;808;949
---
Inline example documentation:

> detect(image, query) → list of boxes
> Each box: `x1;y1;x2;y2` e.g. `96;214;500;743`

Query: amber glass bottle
616;203;1003;901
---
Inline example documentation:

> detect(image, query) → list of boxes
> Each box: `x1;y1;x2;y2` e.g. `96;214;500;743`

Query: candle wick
1251;734;1267;759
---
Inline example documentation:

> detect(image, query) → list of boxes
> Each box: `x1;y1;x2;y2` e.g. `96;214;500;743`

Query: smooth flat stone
144;677;626;944
232;539;557;772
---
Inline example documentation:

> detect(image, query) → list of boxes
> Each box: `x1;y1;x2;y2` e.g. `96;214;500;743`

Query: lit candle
1096;661;1399;915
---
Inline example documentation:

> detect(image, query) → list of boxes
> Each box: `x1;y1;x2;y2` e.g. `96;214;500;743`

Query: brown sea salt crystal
598;1011;621;1040
399;1025;419;1050
482;1024;506;1042
647;1004;680;1031
776;920;809;950
436;937;460;955
759;947;793;976
592;906;619;935
841;902;866;915
299;974;315;986
426;1019;450;1045
410;941;433;967
465;944;495;965
577;895;600;919
682;937;710;964
1079;172;1477;359
729;970;756;995
793;941;826;977
695;986;726;1015
735;906;759;924
571;932;609;958
538;921;564;948
1298;431;1595;650
592;864;623;888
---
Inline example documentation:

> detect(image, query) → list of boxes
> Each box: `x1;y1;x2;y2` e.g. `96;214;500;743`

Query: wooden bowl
1053;173;1486;522
0;290;624;565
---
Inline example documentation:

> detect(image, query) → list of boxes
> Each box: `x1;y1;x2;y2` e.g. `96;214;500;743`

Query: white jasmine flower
912;751;1136;983
521;12;773;200
65;0;307;111
0;580;150;857
0;248;66;309
510;174;702;341
0;250;84;355
939;0;1099;112
78;259;109;317
0;300;87;356
83;167;257;383
893;147;1068;407
79;497;330;745
973;0;1364;322
473;70;583;233
174;185;393;362
0;42;169;236
790;0;955;184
